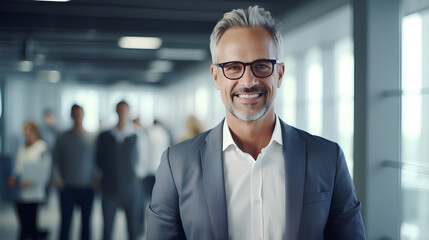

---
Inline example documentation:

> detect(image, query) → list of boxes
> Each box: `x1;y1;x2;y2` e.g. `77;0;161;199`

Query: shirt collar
111;123;135;142
222;115;283;151
222;119;236;151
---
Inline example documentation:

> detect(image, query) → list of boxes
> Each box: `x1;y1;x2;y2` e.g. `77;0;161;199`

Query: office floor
0;192;145;240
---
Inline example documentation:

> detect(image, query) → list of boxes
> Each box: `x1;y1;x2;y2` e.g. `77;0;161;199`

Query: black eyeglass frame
215;59;278;80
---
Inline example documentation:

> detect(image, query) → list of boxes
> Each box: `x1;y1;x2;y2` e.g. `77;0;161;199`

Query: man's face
72;107;84;125
44;112;55;127
116;103;130;121
211;27;284;122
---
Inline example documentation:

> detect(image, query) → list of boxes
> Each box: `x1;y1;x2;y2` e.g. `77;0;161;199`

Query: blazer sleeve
324;145;366;239
147;148;186;240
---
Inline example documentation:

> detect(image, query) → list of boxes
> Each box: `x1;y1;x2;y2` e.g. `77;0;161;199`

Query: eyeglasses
215;59;277;80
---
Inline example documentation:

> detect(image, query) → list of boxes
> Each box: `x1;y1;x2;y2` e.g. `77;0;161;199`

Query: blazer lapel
281;120;307;240
201;120;229;240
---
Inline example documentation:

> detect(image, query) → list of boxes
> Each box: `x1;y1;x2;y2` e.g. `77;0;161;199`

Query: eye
224;63;243;72
255;64;268;69
254;62;271;70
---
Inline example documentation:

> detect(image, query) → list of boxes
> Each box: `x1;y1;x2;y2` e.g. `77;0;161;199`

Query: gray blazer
147;119;366;240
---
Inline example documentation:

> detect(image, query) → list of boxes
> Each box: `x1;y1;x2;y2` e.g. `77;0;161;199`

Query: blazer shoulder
97;130;112;139
169;130;211;156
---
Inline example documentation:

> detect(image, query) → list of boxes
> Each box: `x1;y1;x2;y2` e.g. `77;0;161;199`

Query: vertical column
353;0;401;239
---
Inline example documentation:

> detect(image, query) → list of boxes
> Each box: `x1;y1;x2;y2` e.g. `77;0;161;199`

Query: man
147;6;366;240
96;101;141;240
53;104;97;240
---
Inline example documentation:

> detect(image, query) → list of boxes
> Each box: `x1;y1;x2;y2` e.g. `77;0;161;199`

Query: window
335;37;354;174
306;47;323;136
195;87;209;121
280;5;353;175
282;56;297;126
62;88;99;132
401;10;429;240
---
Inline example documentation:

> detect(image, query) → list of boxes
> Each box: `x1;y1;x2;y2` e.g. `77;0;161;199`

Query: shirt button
255;199;261;204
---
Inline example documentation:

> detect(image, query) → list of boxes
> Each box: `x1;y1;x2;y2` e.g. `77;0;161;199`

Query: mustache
231;85;267;96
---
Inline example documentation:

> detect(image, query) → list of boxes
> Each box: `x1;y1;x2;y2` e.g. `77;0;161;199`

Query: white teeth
237;94;260;99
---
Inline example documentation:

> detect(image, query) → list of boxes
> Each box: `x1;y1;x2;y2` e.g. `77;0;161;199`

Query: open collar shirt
222;116;286;240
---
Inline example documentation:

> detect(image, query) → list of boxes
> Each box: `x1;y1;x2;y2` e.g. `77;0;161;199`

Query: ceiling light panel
118;36;162;49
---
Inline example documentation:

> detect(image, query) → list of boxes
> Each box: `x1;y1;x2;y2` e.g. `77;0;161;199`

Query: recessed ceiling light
18;60;33;72
118;36;162;49
38;70;61;83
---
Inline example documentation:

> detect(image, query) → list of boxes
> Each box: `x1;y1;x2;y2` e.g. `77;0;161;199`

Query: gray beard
228;104;270;122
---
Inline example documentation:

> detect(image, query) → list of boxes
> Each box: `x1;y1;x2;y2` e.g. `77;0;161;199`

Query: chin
230;106;269;122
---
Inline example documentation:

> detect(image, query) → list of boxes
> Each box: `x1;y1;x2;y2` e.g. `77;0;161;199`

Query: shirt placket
251;154;264;240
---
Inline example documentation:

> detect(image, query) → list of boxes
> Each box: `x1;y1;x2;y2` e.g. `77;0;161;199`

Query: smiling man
147;6;365;240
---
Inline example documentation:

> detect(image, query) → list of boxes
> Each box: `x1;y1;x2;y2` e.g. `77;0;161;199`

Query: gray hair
209;5;283;63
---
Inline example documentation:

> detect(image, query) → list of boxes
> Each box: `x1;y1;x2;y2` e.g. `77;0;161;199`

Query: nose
239;65;258;88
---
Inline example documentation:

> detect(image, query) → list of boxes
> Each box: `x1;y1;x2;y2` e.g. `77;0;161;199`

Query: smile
236;93;263;99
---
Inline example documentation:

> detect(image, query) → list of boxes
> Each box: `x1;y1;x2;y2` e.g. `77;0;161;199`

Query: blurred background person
96;101;141;240
141;119;171;234
6;121;51;240
53;104;97;240
178;115;204;143
132;117;150;236
132;118;142;131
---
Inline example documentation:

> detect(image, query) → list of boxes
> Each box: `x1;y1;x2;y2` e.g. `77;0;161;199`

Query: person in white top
147;5;365;240
7;121;51;240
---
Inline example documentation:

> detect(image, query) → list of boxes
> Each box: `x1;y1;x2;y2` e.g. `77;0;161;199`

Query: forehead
117;103;129;109
24;124;34;131
217;27;277;62
73;107;84;113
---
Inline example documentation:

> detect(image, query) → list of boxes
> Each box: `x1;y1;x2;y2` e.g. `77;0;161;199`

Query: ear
276;63;285;88
211;64;221;90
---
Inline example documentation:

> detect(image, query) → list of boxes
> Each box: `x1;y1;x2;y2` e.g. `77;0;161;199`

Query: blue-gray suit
147;119;366;239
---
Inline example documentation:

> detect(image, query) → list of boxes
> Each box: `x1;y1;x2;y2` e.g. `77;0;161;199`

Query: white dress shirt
223;116;286;240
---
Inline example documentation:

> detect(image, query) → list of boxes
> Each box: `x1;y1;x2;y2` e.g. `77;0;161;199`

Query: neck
73;124;84;133
226;108;276;160
117;120;127;130
26;139;37;147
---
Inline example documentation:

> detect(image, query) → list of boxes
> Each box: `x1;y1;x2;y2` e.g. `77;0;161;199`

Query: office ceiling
0;0;310;86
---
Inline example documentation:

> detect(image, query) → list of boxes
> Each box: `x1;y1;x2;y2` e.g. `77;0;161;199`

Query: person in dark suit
96;101;140;240
147;5;366;240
